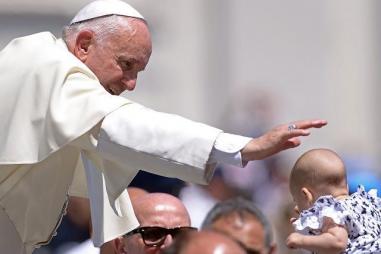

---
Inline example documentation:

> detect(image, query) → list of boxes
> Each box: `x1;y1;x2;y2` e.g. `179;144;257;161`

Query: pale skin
112;193;191;254
287;149;350;253
65;16;327;167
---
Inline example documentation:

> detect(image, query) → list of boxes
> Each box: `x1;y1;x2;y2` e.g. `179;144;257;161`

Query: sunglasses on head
123;226;197;247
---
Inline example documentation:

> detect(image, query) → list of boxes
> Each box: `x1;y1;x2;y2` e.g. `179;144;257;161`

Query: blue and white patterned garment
293;186;381;253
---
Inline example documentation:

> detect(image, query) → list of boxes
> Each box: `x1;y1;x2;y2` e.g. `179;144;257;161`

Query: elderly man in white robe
0;0;327;253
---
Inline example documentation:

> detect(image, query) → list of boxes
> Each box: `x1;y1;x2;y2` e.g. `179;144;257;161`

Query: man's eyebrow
117;56;147;71
118;56;137;62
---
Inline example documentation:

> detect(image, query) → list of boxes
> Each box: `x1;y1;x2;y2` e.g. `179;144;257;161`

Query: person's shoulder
9;31;84;69
7;31;56;47
4;31;65;59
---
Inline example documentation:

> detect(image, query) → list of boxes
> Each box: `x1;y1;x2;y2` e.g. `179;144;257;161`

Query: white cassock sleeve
97;103;252;181
81;103;252;246
208;132;252;167
97;103;222;183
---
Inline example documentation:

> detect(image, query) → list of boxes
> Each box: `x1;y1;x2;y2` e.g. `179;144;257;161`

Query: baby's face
291;189;312;214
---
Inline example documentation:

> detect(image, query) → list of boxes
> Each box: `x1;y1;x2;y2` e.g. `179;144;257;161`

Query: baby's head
289;148;348;213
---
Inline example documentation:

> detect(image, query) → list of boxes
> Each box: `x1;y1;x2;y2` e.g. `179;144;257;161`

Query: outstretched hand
241;119;327;161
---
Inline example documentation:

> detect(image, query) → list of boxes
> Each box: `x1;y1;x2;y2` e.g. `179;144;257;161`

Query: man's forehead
137;206;189;226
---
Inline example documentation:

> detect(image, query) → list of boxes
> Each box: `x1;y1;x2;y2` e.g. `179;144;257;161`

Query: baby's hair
290;148;347;195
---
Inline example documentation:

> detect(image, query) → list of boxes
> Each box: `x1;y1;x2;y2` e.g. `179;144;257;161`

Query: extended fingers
283;128;310;141
284;137;301;149
290;119;327;130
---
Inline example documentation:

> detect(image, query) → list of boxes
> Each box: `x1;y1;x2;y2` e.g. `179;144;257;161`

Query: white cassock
0;32;250;254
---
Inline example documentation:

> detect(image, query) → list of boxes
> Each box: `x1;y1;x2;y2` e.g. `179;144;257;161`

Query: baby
287;148;381;253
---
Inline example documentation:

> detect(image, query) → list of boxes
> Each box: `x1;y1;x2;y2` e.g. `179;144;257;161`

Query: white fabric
209;133;251;167
0;32;128;164
0;32;128;252
0;206;27;254
82;156;139;246
88;107;248;244
96;103;222;212
98;103;222;178
0;31;249;253
70;0;144;24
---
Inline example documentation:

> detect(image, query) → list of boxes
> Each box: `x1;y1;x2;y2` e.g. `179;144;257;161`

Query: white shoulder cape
0;32;128;164
0;32;132;250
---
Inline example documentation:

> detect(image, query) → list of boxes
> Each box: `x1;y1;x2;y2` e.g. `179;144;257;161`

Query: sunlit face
84;18;152;95
211;212;270;254
121;202;191;254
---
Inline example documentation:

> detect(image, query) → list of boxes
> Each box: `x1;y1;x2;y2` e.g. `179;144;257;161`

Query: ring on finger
288;124;297;131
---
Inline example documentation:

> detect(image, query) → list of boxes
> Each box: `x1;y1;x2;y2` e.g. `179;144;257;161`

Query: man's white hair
63;0;144;44
62;15;134;44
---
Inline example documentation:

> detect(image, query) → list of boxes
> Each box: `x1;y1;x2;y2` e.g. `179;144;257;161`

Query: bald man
111;193;195;254
162;230;246;254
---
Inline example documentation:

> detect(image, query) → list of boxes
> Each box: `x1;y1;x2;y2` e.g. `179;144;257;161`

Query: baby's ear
301;187;314;205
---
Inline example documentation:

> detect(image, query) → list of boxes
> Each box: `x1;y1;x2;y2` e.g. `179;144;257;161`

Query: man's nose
121;78;137;91
160;234;173;250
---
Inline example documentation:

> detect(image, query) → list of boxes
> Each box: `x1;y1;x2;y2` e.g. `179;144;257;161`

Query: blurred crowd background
1;0;381;253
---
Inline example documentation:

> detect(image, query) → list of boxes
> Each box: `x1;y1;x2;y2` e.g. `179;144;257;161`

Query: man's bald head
290;148;347;196
116;193;192;254
127;187;148;203
134;193;191;227
162;230;246;254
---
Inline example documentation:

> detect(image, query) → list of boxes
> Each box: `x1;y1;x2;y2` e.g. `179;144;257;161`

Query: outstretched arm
286;219;348;254
95;104;327;181
241;120;327;161
98;104;327;177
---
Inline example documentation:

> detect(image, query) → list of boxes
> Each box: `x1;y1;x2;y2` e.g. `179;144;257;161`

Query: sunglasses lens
141;227;167;245
140;227;197;247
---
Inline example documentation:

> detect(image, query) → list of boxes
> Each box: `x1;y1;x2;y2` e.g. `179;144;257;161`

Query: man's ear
73;30;94;63
301;187;314;205
113;237;127;254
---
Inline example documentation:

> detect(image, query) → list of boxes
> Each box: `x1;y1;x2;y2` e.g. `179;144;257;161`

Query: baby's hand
286;232;302;249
